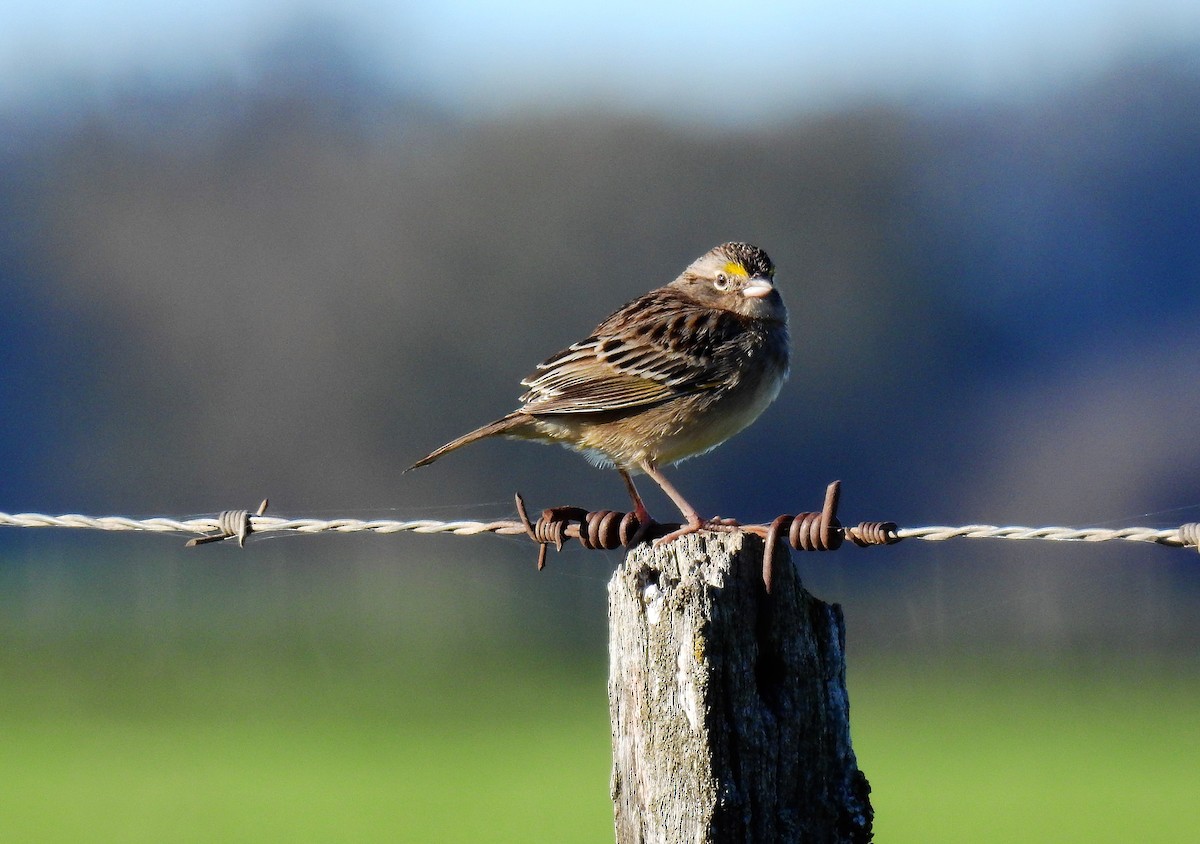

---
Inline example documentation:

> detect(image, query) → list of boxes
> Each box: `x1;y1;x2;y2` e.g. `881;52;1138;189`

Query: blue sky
3;1;1200;119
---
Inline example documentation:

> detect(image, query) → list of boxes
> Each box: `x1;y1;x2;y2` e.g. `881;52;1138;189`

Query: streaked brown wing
517;292;741;415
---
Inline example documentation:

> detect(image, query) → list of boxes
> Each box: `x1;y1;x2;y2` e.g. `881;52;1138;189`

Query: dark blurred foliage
2;32;1200;653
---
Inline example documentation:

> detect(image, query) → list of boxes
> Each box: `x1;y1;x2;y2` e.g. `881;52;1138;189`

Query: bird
408;242;790;543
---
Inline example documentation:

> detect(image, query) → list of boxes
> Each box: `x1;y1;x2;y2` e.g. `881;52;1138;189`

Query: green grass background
2;550;1197;842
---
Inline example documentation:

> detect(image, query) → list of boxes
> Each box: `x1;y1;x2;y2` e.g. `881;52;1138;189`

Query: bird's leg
639;462;739;544
618;468;654;525
618;467;662;545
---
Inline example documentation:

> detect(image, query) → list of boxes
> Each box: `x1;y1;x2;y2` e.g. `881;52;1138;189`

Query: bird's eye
713;274;730;291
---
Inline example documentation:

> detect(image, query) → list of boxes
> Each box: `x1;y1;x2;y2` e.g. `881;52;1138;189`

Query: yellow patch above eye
723;261;749;278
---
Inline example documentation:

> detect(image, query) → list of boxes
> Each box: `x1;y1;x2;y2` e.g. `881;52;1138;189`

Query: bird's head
673;242;785;321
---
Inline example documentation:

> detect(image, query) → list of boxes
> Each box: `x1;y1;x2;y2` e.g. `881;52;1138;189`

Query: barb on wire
753;482;856;593
186;499;269;547
514;494;657;571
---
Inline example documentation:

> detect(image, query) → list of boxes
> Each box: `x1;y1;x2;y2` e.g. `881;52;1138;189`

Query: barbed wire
0;509;527;543
0;511;1186;545
3;483;1197;576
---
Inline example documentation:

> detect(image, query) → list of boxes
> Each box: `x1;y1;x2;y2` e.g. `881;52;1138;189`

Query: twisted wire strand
0;512;527;538
250;516;528;537
0;510;1194;548
896;524;1185;545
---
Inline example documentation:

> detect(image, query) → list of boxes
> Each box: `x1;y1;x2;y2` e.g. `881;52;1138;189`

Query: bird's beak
742;278;774;299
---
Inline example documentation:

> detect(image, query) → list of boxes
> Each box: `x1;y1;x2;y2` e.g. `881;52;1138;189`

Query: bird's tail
405;413;531;472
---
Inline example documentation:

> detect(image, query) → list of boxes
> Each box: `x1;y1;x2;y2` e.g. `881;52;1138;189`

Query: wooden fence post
608;530;873;843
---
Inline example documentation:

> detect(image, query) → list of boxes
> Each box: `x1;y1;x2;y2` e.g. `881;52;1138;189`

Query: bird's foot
706;516;740;528
653;515;742;545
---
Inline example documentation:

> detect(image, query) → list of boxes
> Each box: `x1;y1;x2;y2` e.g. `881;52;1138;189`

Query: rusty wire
510;481;901;592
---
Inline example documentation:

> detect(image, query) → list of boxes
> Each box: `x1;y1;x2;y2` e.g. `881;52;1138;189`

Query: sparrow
409;242;789;542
